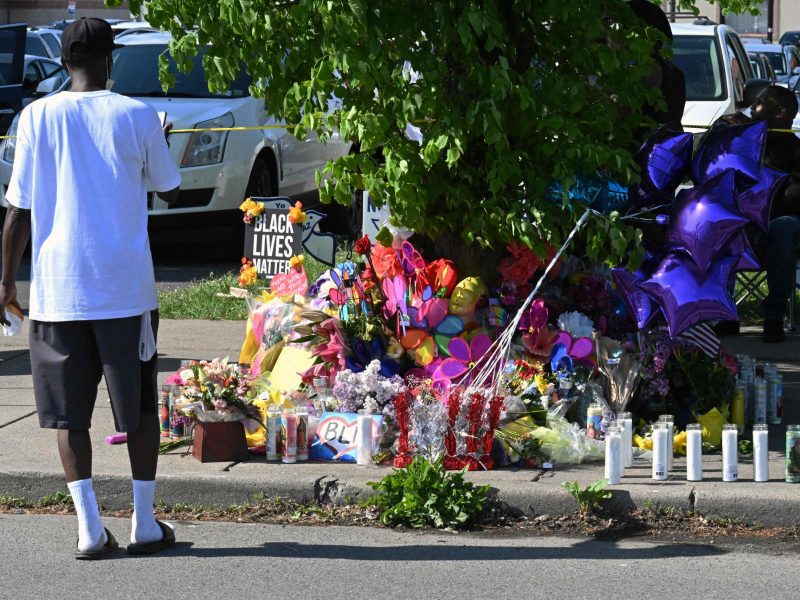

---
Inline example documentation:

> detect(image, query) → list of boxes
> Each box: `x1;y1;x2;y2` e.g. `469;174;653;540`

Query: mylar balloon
736;165;788;231
629;128;694;206
640;253;738;337
665;169;748;273
727;231;761;272
690;120;767;186
611;267;660;330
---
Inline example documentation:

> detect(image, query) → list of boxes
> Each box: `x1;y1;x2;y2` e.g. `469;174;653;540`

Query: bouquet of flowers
172;358;263;426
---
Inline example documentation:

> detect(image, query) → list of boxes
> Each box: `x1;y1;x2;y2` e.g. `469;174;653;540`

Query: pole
669;1;676;23
767;0;774;42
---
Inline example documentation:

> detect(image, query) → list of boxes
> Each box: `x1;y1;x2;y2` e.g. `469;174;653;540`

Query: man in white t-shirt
0;18;181;559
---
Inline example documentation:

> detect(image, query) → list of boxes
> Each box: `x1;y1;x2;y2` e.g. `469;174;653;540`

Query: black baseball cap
61;17;123;62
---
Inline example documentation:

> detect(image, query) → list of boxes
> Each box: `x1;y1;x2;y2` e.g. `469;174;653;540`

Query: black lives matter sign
244;207;303;279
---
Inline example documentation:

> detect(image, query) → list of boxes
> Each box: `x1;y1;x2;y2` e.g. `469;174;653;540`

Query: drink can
266;407;282;461
159;384;172;438
731;381;746;434
769;374;783;424
296;409;309;461
786;425;800;483
281;410;298;464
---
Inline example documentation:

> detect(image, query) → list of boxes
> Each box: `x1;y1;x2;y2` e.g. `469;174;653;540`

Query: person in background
0;18;180;558
714;85;800;342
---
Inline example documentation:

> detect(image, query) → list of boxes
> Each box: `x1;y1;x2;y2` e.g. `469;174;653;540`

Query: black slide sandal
126;520;175;555
75;528;118;560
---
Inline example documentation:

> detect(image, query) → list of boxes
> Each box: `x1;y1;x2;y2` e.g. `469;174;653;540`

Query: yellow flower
238;264;258;287
534;374;548;393
289;255;305;269
239;198;265;218
288;201;307;224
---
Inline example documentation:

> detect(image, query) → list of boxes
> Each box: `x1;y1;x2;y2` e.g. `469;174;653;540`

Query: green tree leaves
112;0;762;266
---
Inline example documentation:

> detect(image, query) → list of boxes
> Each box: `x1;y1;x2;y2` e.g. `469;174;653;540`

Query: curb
4;470;800;527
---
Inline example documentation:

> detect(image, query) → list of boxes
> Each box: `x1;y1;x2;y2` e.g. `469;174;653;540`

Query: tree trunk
417;232;503;289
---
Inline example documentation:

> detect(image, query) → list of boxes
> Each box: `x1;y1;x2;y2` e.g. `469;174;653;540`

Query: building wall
0;1;132;26
662;1;800;38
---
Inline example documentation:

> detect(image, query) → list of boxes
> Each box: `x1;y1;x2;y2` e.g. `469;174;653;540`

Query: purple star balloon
736;165;788;231
665;169;749;273
690;120;767;187
640;253;738;337
611;267;661;330
727;231;761;271
630;128;694;207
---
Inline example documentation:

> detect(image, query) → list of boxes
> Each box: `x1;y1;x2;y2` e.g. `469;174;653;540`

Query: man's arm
0;206;31;325
156;186;180;204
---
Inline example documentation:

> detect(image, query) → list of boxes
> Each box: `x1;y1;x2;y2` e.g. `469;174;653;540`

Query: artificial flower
497;242;560;286
288;201;307;224
371;243;403;279
239;198;265;224
238;260;258;287
556;311;594;338
289;255;304;269
354;235;372;256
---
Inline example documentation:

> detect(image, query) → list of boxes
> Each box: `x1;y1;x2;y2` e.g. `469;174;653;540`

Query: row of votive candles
605;415;770;483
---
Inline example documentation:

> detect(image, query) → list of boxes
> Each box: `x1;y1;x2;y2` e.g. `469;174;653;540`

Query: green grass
157;248;352;320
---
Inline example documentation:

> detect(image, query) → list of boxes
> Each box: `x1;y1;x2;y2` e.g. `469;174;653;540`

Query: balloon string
468;209;592;393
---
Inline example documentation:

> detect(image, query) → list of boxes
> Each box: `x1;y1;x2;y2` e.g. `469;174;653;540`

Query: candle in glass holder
357;410;374;466
722;424;738;482
618;411;633;468
686;423;703;482
753;424;769;482
652;422;669;481
658;415;674;471
605;423;622;484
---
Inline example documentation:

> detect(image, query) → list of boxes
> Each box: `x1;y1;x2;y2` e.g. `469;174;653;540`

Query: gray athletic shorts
29;311;159;432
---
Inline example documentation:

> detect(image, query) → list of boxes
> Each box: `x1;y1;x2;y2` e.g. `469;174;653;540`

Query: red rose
354;235;372;256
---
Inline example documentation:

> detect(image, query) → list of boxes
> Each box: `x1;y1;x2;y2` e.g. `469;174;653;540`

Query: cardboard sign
361;191;391;242
270;266;309;297
302;210;336;266
309;412;384;462
244;200;303;280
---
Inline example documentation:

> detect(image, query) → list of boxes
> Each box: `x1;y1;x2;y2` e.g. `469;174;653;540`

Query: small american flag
676;323;721;358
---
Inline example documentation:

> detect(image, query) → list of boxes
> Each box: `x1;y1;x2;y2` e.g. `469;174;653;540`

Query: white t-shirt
6;90;181;322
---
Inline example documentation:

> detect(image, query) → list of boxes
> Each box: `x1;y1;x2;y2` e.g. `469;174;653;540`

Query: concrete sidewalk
2;320;800;526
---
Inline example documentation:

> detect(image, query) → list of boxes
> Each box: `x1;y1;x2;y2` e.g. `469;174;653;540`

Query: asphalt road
1;514;799;600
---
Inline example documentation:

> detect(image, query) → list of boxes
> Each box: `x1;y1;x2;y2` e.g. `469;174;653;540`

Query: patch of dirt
3;498;799;548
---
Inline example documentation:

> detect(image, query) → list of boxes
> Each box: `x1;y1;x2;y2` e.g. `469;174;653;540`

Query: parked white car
670;23;758;131
0;31;351;245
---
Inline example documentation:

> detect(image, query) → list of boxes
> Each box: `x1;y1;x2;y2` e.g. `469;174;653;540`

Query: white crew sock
131;479;162;544
67;478;106;552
